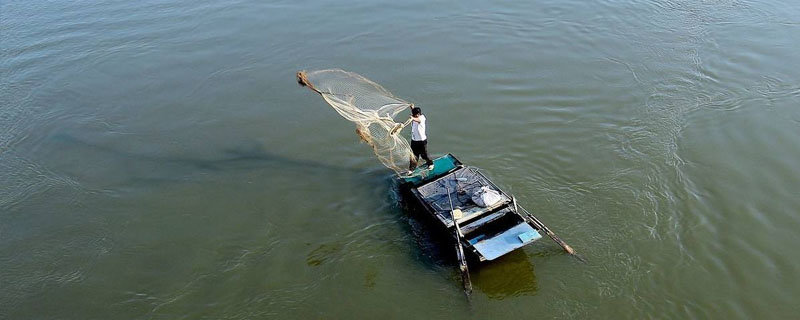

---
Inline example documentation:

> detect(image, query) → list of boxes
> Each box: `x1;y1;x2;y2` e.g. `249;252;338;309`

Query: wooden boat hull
398;154;544;263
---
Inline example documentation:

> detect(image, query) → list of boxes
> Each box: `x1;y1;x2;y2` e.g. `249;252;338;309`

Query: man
408;105;433;173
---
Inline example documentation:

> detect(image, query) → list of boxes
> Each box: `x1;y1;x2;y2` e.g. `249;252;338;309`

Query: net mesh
297;69;415;173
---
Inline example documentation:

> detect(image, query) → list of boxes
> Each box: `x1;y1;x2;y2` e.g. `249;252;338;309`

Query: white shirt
411;114;427;141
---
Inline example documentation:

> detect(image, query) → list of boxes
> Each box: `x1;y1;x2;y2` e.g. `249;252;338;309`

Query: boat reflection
472;250;538;299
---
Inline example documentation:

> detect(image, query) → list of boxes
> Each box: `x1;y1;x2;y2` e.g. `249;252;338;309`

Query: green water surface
2;0;800;318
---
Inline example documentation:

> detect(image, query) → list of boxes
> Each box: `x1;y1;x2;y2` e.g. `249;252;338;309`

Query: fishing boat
398;154;575;263
297;69;577;295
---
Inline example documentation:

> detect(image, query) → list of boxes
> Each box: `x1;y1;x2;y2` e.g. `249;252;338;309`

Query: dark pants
410;139;433;170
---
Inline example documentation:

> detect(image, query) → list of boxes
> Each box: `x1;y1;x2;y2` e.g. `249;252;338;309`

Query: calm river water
2;0;799;318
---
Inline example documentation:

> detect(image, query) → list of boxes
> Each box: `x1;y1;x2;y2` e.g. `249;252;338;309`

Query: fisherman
408;105;434;173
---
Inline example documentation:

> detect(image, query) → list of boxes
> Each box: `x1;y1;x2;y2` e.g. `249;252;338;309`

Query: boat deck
414;166;511;228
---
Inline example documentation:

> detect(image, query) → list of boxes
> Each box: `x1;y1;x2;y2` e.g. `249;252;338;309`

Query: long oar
446;178;473;297
513;196;585;262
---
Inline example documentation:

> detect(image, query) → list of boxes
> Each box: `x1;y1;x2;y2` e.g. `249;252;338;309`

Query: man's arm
410;115;421;123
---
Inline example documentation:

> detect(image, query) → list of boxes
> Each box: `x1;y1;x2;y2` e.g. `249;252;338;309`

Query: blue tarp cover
399;154;459;186
472;223;540;260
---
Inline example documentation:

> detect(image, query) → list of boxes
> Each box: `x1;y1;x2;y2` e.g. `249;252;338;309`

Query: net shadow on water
41;132;383;195
52;133;366;174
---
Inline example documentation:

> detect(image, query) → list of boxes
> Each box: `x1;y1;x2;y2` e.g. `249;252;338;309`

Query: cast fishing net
297;69;415;173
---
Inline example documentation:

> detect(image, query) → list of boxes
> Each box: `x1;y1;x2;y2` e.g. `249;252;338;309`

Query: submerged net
297;69;415;173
